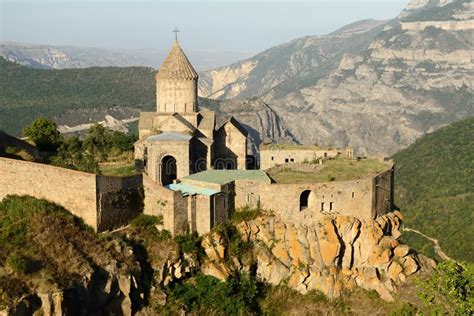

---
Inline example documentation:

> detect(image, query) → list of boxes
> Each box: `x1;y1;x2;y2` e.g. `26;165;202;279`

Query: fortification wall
372;166;394;219
96;175;144;232
195;195;212;235
400;20;474;31
143;174;176;231
0;158;98;229
260;148;338;170
235;167;394;222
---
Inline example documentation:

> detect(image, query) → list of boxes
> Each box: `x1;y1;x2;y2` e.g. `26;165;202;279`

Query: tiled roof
198;111;216;131
138;112;155;130
217;116;248;136
182;170;271;185
156;41;198;80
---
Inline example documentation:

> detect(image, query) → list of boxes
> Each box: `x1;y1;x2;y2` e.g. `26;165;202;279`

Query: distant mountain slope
0;43;253;71
393;117;474;262
0;58;290;147
0;57;155;135
204;0;473;155
198;19;386;100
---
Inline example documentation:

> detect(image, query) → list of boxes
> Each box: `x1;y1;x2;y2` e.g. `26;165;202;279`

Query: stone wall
0;158;144;232
96;175;144;232
0;158;98;228
195;195;212;235
371;166;394;218
143;174;179;232
260;148;339;170
234;167;394;222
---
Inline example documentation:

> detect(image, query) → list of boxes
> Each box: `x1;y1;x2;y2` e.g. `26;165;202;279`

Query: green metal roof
182;170;271;185
166;182;219;196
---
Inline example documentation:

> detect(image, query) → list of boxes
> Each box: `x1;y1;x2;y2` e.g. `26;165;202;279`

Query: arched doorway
161;155;177;185
300;190;311;211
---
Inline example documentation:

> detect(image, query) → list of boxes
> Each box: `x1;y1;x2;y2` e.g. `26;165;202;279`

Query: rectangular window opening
320;202;324;212
330;202;333;211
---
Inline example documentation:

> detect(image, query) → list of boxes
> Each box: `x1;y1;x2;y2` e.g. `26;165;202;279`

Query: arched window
300;190;311;211
161;155;177;185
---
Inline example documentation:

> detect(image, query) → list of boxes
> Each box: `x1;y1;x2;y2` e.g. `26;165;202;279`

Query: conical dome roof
156;41;198;80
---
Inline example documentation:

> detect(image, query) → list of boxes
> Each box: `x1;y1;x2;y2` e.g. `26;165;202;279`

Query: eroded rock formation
201;211;433;301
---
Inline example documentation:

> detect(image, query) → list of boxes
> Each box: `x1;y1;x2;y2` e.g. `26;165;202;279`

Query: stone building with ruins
0;38;395;237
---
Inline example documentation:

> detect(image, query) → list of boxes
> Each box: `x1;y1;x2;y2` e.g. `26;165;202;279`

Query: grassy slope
0;57;155;136
267;157;388;183
392;117;474;262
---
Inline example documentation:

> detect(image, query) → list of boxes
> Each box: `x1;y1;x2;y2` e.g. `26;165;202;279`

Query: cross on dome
173;27;180;41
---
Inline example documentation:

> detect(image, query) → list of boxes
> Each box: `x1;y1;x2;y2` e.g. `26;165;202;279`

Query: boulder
394;244;410;258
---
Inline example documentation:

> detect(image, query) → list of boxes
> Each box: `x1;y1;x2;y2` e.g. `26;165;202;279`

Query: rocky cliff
199;0;473;155
201;211;433;302
198;19;386;100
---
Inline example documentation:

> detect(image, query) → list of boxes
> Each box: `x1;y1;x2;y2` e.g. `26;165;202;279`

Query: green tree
82;124;111;162
52;136;99;173
417;261;473;314
22;117;63;152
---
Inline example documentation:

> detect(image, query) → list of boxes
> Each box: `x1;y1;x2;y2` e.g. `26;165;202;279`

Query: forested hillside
393;117;474;262
0;57;155;135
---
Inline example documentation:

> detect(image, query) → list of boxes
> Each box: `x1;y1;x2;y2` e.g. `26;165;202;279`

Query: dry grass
267;157;389;183
99;162;136;176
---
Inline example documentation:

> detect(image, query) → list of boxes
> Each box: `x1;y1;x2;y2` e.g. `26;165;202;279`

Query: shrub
306;289;329;303
416;261;473;314
130;214;163;229
167;272;261;314
214;223;254;265
6;252;32;274
231;205;261;222
175;233;202;255
389;303;418;316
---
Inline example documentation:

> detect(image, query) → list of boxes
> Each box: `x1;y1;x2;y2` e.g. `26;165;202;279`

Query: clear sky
1;0;407;53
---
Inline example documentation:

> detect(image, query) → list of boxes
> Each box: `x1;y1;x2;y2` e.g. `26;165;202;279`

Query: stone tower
156;40;199;113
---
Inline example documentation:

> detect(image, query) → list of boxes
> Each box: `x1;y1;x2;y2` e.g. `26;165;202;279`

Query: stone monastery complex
0;39;395;235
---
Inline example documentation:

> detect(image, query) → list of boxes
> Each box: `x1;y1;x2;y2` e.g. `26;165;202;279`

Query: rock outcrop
201;211;432;301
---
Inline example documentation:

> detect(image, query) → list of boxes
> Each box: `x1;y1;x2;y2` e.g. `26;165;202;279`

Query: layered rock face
201;211;431;301
200;0;473;156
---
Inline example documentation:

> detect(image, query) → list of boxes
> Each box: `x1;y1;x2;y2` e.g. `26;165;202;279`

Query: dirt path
402;227;453;261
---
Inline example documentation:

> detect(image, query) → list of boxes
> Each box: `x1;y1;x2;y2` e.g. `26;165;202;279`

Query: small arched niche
300;190;312;211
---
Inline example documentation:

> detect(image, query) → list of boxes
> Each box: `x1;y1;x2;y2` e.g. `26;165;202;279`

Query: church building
134;38;249;186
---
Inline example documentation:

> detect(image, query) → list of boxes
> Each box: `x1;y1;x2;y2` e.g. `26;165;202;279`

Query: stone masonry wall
0;158;98;229
96;175;144;232
260;148;339;170
195;195;212;235
143;174;178;233
0;158;145;232
371;166;394;219
235;178;374;222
